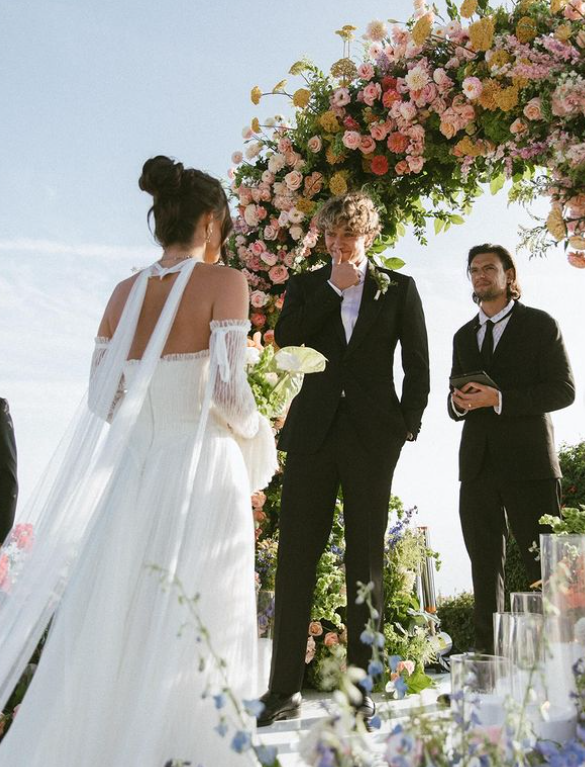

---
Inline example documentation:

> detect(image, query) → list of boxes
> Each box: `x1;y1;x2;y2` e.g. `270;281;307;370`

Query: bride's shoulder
197;263;247;288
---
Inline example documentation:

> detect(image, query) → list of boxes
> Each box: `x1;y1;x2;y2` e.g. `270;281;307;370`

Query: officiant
0;398;18;542
449;244;575;652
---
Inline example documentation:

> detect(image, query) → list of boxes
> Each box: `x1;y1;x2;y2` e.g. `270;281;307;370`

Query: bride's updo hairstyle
139;155;233;255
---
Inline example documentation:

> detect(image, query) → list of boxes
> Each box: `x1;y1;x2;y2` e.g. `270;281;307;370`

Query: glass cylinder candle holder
450;653;511;728
510;591;543;614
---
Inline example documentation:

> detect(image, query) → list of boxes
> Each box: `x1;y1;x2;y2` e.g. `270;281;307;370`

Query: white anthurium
274;346;327;374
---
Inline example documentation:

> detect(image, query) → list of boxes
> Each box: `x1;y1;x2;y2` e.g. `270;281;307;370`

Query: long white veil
0;259;210;710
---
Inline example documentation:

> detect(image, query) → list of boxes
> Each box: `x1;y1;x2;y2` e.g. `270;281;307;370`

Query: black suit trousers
459;452;560;653
0;399;18;543
269;400;402;694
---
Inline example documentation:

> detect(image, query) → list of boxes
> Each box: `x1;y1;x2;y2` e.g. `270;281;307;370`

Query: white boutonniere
368;255;404;300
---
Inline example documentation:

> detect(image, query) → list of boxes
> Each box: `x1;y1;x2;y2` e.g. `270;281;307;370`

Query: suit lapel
345;270;384;356
317;265;346;347
491;301;524;366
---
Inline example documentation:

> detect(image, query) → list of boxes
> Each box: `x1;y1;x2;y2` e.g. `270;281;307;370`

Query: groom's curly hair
316;192;381;243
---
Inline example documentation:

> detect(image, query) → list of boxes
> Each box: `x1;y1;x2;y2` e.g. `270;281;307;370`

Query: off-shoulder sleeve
88;337;125;422
209;320;277;491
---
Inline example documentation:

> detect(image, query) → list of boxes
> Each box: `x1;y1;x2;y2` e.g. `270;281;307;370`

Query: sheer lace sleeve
89;337;125;422
209;320;259;439
209;320;278;491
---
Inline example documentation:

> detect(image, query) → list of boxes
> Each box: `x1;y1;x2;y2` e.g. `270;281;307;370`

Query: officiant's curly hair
467;243;522;304
316;192;381;243
139;155;233;257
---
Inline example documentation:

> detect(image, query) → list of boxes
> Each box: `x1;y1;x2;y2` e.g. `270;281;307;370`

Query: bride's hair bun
138;155;233;255
139;155;184;199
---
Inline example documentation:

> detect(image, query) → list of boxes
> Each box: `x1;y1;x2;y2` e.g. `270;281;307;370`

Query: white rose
250;290;269;308
287;208;305;224
245;346;261;367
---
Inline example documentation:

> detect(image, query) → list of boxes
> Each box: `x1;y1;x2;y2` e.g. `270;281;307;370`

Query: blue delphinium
230;730;252;753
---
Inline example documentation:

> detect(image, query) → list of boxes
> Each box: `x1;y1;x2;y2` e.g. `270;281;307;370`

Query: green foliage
437;592;475;653
540;505;585;535
504;532;533;609
559;441;585;508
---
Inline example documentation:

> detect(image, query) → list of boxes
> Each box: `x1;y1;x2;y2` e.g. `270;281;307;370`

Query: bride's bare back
97;263;249;360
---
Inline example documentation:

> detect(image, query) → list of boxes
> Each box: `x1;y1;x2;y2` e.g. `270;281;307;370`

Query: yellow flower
325;145;347;165
469;16;495;51
551;0;567;13
516;16;538;43
272;79;288;93
336;24;357;41
251;117;261;134
494;84;519;111
412;15;432;46
455;136;485;156
546;206;567;241
250;86;262;105
517;0;538;10
569;235;585;250
329;172;348;196
289;60;309;76
487;49;511;71
319;110;342;134
292;88;311;109
296;197;317;215
479;79;501;110
330;58;358;81
555;22;572;41
461;0;478;18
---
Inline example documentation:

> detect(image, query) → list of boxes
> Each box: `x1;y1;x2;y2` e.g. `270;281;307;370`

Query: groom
258;192;430;725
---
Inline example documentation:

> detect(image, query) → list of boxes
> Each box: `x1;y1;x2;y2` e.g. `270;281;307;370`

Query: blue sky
1;0;584;595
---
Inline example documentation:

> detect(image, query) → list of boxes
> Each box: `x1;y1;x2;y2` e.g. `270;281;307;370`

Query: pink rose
360;135;377;154
251;491;266;508
523;98;543;121
250;290;269;308
433;68;453;92
462;77;483;100
398;101;417;122
250;240;266;256
263;328;276;345
231;151;243;164
358;63;375;81
263;225;279;241
362;82;382;106
324;632;340;647
278;137;293;154
307;135;323;153
395;159;410;175
305;636;316;664
284;170;303;191
370;121;390;141
342;130;362;150
564;0;585;20
256;206;268;221
397;660;415;676
407;155;424;173
332;87;351;107
309;621;323;636
261;252;278;266
269;265;289;284
510;118;527;135
303;229;319;248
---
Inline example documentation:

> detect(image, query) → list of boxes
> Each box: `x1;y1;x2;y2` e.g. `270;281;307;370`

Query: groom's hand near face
329;255;361;291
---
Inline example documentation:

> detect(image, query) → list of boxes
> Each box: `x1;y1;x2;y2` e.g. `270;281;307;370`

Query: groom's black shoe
257;691;302;727
354;694;376;732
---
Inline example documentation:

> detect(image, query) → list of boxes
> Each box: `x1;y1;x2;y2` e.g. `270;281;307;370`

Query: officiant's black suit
449;301;575;651
0;398;17;543
270;264;429;694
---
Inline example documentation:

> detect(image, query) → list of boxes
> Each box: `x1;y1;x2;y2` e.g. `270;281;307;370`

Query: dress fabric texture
0;264;276;766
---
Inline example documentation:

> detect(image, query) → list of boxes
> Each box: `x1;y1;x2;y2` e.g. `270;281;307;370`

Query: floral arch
228;0;585;344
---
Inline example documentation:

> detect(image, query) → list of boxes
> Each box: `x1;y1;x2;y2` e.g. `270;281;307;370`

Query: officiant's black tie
480;305;515;369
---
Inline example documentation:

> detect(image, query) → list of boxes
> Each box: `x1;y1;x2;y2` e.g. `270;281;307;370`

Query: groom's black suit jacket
0;398;17;542
449;301;575;483
275;263;430;455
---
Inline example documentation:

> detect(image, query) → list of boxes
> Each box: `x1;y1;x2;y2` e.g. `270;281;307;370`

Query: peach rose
264;225;279;241
307;135;323;153
269;265;289;284
308;621;324;636
284;170;303;191
407;155;424;173
395;159;410;175
439;120;457;139
523;97;543;121
324;632;340;647
510;118;528;135
250;313;266;328
358;63;375;81
370;121;390;141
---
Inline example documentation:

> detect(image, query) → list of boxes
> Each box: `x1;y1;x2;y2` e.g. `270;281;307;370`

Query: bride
0;156;277;765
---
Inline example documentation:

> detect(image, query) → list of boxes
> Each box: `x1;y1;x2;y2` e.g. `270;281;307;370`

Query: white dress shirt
327;258;369;343
453;299;515;417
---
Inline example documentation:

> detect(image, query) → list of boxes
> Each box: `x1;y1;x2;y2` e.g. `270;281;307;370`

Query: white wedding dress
0;260;277;766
